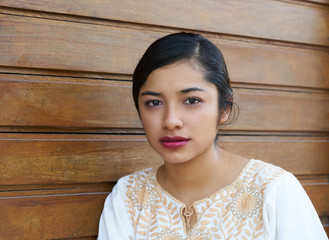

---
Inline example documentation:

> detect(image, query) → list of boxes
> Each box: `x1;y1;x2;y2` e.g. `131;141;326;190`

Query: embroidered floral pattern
126;177;157;211
156;230;182;239
123;160;286;239
228;187;261;219
156;229;211;240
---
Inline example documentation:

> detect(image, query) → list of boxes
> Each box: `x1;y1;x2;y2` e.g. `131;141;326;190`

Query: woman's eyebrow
180;87;205;93
140;90;161;96
140;88;205;96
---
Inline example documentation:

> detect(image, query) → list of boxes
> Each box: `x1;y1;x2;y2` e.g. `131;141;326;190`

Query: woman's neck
157;146;249;207
157;145;226;205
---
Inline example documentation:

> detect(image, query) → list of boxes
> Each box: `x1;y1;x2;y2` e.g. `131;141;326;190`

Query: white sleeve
97;180;134;240
263;172;327;240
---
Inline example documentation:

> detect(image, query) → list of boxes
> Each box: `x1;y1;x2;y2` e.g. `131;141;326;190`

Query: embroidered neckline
123;159;283;239
153;159;255;207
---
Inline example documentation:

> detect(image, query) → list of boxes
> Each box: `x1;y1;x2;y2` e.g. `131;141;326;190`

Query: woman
98;32;327;239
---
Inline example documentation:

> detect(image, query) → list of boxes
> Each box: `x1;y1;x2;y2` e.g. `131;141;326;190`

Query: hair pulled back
133;32;235;122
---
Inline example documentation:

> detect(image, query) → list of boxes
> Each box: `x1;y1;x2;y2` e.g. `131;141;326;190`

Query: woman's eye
184;97;201;105
145;100;162;107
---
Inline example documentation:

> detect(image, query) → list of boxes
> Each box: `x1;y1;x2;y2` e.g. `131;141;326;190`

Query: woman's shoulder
121;167;156;180
246;159;286;175
116;167;157;190
240;159;290;190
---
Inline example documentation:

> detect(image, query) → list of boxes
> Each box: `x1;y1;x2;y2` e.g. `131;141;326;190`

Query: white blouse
98;159;327;239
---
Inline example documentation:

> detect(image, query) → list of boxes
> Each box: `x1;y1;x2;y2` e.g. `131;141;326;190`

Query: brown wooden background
0;0;328;239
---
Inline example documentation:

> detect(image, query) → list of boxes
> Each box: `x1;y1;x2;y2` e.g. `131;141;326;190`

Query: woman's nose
162;106;183;130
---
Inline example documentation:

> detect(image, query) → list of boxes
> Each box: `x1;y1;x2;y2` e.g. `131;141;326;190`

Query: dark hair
133;32;235;123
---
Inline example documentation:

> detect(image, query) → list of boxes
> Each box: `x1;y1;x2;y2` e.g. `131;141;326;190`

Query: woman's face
138;62;228;165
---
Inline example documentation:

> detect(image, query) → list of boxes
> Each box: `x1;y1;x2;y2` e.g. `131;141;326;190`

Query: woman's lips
159;136;190;148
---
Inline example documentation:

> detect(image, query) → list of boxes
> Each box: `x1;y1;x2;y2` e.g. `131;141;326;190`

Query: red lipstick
159;136;190;148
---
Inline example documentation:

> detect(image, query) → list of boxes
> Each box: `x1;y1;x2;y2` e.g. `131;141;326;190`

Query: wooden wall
0;0;328;239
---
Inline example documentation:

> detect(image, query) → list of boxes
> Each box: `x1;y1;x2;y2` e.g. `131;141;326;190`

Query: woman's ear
219;108;230;124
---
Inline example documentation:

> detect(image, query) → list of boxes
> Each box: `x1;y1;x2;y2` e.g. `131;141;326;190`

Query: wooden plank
0;134;328;186
0;77;328;131
0;15;328;89
0;0;328;46
231;88;329;132
0;189;107;240
219;136;329;176
0;78;140;129
220;41;329;89
0;134;161;185
0;14;147;75
303;183;329;216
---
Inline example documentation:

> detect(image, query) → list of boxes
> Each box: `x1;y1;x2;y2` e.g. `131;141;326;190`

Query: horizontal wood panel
0;183;327;239
221;41;329;89
0;78;139;128
0;134;161;185
233;88;329;131
303;183;329;216
1;134;328;186
0;189;107;240
1;15;328;89
0;77;328;131
220;136;329;175
0;0;328;46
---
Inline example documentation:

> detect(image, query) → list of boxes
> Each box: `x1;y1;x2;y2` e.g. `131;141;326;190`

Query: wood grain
0;134;161;185
0;0;328;46
0;77;328;131
232;88;329;132
219;135;329;175
303;183;329;216
0;78;140;129
0;188;107;240
0;134;328;186
0;14;328;89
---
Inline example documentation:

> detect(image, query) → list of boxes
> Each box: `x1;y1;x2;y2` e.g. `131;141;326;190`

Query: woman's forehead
140;62;214;92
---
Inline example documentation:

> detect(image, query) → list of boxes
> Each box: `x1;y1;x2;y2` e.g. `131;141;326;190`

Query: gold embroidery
126;177;156;211
123;160;285;239
227;187;261;219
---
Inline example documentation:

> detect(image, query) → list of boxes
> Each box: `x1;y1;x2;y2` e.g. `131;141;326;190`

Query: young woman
98;32;327;239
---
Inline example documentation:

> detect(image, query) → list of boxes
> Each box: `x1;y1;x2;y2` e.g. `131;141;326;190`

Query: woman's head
133;32;233;122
